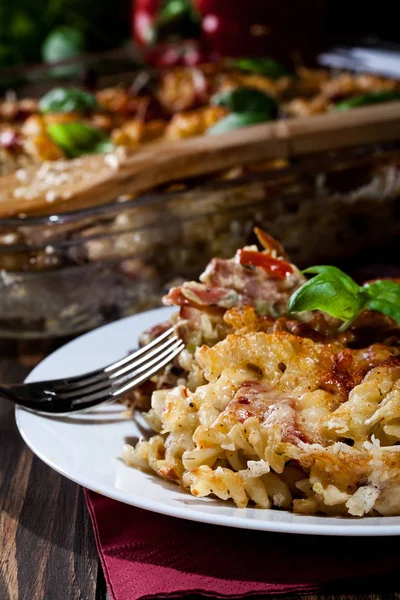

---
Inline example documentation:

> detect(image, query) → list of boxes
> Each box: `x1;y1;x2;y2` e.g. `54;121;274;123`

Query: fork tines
16;327;185;415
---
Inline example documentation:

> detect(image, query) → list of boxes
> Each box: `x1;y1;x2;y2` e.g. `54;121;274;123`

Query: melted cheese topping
123;303;400;516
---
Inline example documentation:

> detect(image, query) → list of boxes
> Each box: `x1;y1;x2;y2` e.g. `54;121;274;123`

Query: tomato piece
237;249;293;279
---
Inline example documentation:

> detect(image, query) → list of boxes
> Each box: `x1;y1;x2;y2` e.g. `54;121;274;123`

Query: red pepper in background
133;0;326;67
134;0;206;66
193;0;269;58
133;0;163;46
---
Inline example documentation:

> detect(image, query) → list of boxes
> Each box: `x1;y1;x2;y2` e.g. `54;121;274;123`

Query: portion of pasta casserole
122;229;400;517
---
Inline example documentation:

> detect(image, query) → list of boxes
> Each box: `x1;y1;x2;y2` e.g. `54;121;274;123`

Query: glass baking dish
1;142;400;338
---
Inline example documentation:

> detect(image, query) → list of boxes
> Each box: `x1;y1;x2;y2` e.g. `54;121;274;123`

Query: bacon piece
163;286;187;306
164;255;302;316
262;401;306;445
201;257;301;308
226;381;307;444
163;241;304;350
163;281;234;307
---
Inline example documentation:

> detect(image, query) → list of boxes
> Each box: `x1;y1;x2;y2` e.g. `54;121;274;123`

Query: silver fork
0;327;184;415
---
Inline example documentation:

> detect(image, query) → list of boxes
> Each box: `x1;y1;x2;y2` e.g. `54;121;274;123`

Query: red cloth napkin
86;490;400;600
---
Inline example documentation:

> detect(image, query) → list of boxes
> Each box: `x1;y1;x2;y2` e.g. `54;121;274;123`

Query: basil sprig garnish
334;90;400;111
40;88;97;114
208;86;277;134
47;122;113;158
287;265;400;330
232;57;293;80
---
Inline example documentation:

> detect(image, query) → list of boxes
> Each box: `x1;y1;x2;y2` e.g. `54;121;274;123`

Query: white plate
16;307;400;536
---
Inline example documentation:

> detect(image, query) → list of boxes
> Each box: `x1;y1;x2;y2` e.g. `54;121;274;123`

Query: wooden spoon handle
1;102;400;217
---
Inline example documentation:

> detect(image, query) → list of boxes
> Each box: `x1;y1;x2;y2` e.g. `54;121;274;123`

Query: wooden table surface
0;338;107;600
1;337;400;600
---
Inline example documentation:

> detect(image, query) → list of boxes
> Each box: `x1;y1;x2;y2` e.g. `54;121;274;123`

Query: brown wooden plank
0;340;100;600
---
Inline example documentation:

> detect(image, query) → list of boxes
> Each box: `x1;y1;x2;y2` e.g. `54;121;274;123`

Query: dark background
325;1;398;45
0;0;398;69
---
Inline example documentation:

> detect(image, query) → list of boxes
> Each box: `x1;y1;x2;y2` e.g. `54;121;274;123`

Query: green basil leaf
334;90;400;111
232;57;293;80
363;279;400;299
211;86;278;118
151;0;200;43
159;0;198;23
363;297;400;324
39;88;97;114
287;273;361;321
47;123;113;158
207;111;272;135
289;264;400;329
303;265;360;295
362;280;400;325
42;26;85;78
91;139;115;154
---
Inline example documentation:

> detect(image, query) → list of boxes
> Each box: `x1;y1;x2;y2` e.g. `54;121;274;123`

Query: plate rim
15;307;400;537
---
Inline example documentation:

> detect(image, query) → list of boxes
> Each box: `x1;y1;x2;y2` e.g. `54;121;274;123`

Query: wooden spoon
1;102;400;218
